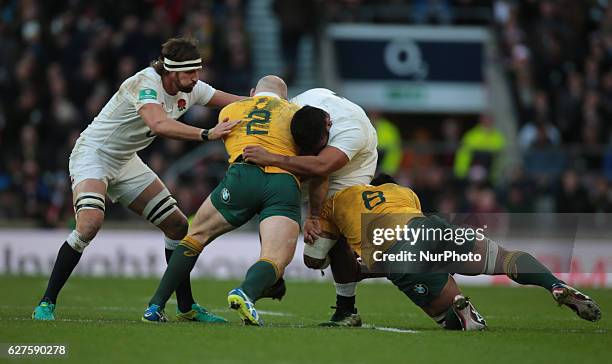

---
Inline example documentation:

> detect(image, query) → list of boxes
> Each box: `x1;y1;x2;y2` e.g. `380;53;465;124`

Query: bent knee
160;213;189;240
76;212;104;241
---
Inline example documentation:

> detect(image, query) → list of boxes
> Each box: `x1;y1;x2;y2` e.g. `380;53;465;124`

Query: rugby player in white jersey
243;88;378;326
32;38;242;322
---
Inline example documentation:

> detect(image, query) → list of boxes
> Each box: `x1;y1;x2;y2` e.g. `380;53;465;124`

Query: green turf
0;276;610;364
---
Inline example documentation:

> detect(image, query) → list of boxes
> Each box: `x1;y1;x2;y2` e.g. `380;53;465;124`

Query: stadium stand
0;0;611;229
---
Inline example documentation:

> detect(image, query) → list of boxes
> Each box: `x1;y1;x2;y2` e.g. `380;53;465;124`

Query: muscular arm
206;90;244;108
308;176;329;218
280;146;348;177
303;176;329;244
139;103;238;141
139;103;203;141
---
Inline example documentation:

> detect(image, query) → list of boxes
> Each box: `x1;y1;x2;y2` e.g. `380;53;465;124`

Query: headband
163;57;202;71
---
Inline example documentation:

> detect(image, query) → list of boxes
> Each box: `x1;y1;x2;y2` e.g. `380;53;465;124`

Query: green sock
165;248;195;313
240;260;278;302
506;252;563;290
149;245;200;308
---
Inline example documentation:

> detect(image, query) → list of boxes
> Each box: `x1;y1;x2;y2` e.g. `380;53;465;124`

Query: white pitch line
257;310;294;317
212;308;294;317
362;324;419;334
0;304;141;312
2;317;99;323
373;327;420;334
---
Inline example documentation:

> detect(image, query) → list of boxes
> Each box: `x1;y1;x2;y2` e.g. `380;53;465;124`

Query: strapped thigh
142;188;178;226
74;192;105;215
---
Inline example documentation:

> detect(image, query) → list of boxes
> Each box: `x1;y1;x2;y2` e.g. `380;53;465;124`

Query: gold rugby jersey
320;183;424;265
219;95;300;175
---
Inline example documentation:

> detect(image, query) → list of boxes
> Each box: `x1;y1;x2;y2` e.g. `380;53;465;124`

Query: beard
178;83;196;93
175;78;196;93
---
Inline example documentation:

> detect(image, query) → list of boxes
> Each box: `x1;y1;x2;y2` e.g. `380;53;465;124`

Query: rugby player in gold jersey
314;174;601;330
143;76;330;325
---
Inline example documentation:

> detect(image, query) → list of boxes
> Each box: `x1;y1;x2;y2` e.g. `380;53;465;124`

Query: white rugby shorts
69;143;157;206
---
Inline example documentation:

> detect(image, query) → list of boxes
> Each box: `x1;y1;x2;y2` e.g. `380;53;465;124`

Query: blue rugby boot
227;288;263;326
142;304;168;323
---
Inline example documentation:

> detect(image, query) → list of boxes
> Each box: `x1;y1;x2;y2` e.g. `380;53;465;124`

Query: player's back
323;183;423;257
334;183;422;217
220;95;300;175
291;88;378;195
292;88;365;121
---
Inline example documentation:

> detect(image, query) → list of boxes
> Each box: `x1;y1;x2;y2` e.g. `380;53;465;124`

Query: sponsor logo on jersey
221;188;230;202
139;88;158;100
177;98;187;111
413;283;428;295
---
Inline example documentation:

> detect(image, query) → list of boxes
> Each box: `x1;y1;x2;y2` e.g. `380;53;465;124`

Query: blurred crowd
376;0;612;215
485;0;612;214
0;0;251;225
0;0;611;228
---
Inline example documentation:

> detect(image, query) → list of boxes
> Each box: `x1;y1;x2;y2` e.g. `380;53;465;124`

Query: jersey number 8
362;191;386;210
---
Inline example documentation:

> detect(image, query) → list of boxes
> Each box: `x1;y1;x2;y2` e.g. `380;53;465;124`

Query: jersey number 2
246;109;270;135
361;191;386;210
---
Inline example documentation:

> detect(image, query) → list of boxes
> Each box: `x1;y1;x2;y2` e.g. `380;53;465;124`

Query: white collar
254;91;281;98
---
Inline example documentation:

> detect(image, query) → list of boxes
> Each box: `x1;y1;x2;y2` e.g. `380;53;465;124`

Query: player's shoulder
224;96;255;109
328;114;371;142
378;183;417;199
297;88;335;97
336;184;368;199
290;88;334;105
280;97;300;111
219;96;254;116
328;111;376;152
187;79;216;105
335;183;407;203
228;95;294;109
354;182;404;194
121;67;161;92
378;182;401;191
134;67;161;84
193;79;215;93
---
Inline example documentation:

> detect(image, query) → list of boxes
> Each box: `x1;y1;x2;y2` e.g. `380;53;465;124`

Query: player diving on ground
309;174;601;330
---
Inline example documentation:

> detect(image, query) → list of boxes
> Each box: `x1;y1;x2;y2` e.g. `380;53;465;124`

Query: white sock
164;237;181;250
335;282;357;297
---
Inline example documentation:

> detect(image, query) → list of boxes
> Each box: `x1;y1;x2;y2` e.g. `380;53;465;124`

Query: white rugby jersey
291;88;378;196
77;67;215;166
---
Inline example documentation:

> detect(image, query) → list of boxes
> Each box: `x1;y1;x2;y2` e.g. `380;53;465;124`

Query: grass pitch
0;276;610;364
